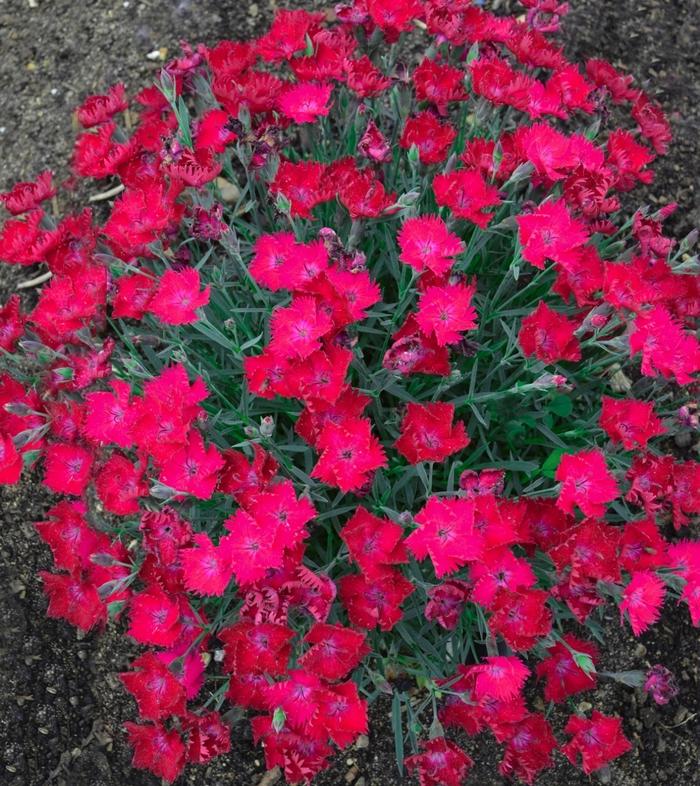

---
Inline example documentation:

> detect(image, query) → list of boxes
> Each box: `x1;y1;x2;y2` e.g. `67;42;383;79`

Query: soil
1;1;700;785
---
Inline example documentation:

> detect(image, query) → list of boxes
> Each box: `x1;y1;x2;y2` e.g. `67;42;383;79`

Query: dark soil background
1;1;699;785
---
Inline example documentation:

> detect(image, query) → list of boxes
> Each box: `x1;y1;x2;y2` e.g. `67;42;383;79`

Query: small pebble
355;734;369;749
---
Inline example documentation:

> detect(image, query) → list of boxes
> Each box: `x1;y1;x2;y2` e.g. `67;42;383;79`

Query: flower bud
260;416;275;438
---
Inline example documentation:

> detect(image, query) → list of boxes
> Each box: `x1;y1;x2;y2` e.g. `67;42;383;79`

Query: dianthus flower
517;198;589;268
269;295;334;359
599;396;665;449
518;301;581;364
400;112;456;164
405;737;473;786
406;497;484;577
40;572;106;631
311;417;387;493
179;532;235;596
519;123;603;182
629;305;700;385
0;170;56;215
278;82;333;124
555;449;619;517
536;634;598;702
585;58;638;103
632;92;672;155
339;567;414;631
424;580;471;629
120;652;187;720
433;169;501;227
183;711;232;764
413;58;468;114
260;8;324;59
499;713;558;784
0;432;23;485
619;570;666;635
111;272;157;319
221;509;286;585
397;215;464;276
298;623;370;681
124;722;186;783
128;587;184;647
395;402;469;464
384;314;451;376
358;119;391;162
340;507;408;577
471;656;530;701
367;0;423;39
415;281;477;346
606;129;655;191
83;379;135;447
249;232;329;291
269;161;328;218
76;84;128;127
470;548;537;608
158;430;224;499
345;55;392;97
643;665;679;705
147;268;211;325
43;442;93;496
194;108;237;153
562;712;631;774
219;620;294;676
94;454;148;515
489;588;552;650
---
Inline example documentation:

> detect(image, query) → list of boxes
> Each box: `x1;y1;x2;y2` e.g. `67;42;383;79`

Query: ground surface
1;1;699;785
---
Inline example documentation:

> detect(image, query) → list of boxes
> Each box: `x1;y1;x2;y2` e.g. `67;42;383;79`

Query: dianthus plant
1;1;699;784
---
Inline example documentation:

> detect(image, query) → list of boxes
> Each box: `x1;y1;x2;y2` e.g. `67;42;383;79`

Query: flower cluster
1;1;698;785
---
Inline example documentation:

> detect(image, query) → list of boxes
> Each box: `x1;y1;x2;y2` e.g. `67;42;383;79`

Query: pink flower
395;402;469;464
397;216;464;276
124;722;186;783
311;417;387;493
406;497;484;577
269;295;333;360
472;656;530;701
0;432;23;485
43;442;93;496
147;268;211;325
298;623;370;681
400;112;456;164
221;509;286;585
405;737;473;786
158;430;224;499
128;587;183;646
278;82;333;124
536;635;598;702
518;301;581;364
433;168;501;227
643;665;679;705
416;281;477;346
555;449;619;518
517;198;589;269
120;652;187;720
179;533;235;596
620;570;666;635
562;712;631;774
629;305;700;385
600;396;665;449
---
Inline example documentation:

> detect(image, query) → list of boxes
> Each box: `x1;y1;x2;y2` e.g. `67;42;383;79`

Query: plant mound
1;1;699;784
